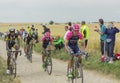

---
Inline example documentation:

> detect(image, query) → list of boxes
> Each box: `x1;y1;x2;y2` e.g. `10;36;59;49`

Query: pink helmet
45;32;50;37
73;24;80;31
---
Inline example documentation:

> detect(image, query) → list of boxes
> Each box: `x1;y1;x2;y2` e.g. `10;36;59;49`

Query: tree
49;20;54;25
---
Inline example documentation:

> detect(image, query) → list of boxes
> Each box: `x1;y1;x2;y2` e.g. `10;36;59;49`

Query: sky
0;0;120;23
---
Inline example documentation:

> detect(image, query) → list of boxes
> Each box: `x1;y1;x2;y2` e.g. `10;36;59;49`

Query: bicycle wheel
67;65;74;83
74;63;83;83
13;59;17;78
29;53;32;63
46;56;52;75
10;58;17;78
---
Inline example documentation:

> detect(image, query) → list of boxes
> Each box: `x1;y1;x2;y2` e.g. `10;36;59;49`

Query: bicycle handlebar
8;50;22;56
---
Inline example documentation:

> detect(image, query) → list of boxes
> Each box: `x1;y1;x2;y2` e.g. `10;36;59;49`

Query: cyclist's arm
5;36;9;51
6;40;9;51
65;40;69;52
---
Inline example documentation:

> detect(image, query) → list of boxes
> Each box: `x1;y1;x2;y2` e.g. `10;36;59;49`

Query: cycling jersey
66;31;83;46
24;35;32;45
42;36;53;49
66;31;83;55
6;33;18;49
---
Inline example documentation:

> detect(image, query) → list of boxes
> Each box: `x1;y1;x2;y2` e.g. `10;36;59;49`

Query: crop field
0;23;120;53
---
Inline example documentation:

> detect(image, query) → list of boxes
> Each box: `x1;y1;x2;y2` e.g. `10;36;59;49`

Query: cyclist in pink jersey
41;32;53;69
65;24;85;78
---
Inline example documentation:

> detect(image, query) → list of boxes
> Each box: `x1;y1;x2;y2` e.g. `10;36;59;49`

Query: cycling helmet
32;25;34;27
45;32;50;37
9;28;15;32
73;24;80;31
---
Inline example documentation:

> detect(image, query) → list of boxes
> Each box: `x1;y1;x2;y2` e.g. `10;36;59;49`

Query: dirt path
0;40;119;83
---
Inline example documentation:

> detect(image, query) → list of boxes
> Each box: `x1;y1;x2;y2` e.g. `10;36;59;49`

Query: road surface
0;40;119;83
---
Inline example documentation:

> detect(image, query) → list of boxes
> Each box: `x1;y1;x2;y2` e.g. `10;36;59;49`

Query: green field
0;23;120;79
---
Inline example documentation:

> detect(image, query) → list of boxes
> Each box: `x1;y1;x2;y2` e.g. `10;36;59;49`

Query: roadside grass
0;56;20;83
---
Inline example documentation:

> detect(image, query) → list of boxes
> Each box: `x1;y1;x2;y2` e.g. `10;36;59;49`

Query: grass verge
32;43;120;80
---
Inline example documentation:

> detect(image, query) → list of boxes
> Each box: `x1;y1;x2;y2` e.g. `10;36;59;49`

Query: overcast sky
0;0;120;23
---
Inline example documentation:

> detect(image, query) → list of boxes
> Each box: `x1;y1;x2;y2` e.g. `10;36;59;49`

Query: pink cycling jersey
41;36;53;42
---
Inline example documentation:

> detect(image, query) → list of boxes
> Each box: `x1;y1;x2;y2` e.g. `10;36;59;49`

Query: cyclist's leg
75;46;82;64
68;46;74;77
42;47;46;69
42;48;46;63
85;39;88;48
30;40;34;53
14;44;19;60
6;45;11;74
7;51;11;70
26;44;29;53
68;46;74;68
24;43;27;54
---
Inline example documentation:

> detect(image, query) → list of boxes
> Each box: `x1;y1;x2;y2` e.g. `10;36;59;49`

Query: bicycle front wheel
46;56;52;75
74;63;83;83
10;58;17;78
14;59;17;78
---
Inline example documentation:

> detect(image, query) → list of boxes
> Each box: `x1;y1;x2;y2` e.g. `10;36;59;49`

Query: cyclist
64;22;73;41
30;28;38;45
27;26;31;34
65;24;84;78
41;32;53;69
24;33;32;56
6;28;20;74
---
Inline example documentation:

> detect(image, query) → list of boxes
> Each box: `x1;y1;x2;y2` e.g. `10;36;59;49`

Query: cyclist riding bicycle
31;28;38;44
65;24;85;78
41;32;53;69
24;32;33;56
5;28;20;74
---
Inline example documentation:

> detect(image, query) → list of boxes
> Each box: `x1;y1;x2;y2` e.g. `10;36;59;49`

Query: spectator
27;26;31;34
42;25;50;34
94;19;107;57
104;22;120;63
54;35;64;50
64;22;73;41
80;21;89;48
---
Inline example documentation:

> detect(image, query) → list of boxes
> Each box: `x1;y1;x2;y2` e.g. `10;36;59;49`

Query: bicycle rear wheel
74;63;83;83
46;56;52;75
